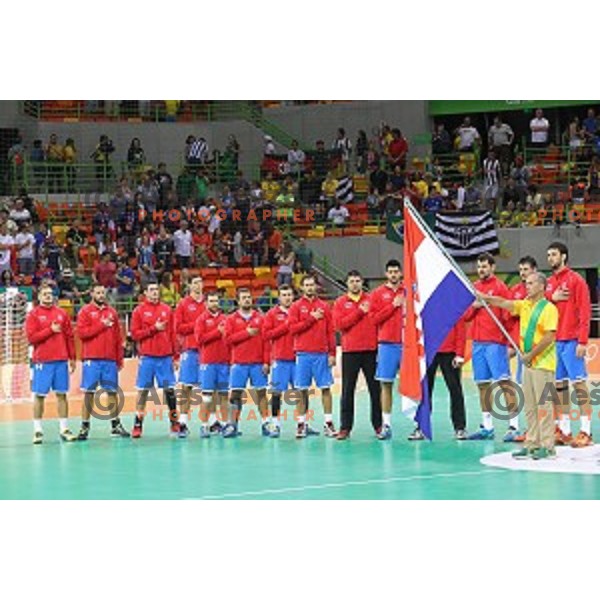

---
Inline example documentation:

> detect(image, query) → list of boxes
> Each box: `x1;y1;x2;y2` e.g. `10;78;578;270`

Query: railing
522;143;594;186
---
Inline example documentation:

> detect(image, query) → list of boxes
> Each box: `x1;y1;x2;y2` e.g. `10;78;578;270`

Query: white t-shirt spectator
287;148;306;174
15;232;35;259
530;117;549;144
9;208;31;226
0;234;15;272
328;205;350;225
173;229;192;258
457;126;480;150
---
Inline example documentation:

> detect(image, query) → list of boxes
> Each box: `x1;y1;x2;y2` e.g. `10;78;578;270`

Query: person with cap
264;135;276;156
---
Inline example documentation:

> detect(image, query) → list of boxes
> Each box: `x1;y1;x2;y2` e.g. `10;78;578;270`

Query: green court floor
1;378;599;500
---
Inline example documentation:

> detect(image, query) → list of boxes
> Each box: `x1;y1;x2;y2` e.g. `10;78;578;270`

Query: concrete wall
307;225;600;279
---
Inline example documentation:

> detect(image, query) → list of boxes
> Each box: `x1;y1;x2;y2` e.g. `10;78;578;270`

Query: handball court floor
1;377;600;500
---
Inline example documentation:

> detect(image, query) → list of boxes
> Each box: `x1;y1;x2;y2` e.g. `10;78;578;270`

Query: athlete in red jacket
463;253;519;441
221;288;270;438
332;270;381;440
546;242;593;447
25;284;77;444
368;259;405;440
263;284;296;438
173;275;204;437
75;283;128;440
288;274;337;438
195;291;230;437
130;281;178;438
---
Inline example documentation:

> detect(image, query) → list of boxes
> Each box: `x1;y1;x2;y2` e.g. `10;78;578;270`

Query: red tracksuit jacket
263;306;295;361
130;300;175;357
25;305;75;363
174;295;205;351
546;267;591;344
194;310;229;364
369;284;404;344
288;296;336;356
437;316;467;357
224;309;269;364
333;292;378;352
464;276;511;344
76;302;124;367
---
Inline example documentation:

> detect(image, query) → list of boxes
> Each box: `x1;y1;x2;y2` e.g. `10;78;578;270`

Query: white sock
262;416;270;425
324;413;332;423
272;417;280;427
482;412;493;430
298;415;306;424
179;413;188;425
208;412;217;426
59;418;68;432
560;414;571;435
33;419;42;433
581;415;591;435
382;413;392;427
509;416;520;430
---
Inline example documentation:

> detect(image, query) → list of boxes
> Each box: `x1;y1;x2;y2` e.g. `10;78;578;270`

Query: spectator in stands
588;156;599;196
155;162;173;209
367;139;380;171
63;138;77;193
295;237;313;272
510;155;530;205
116;257;136;311
136;230;155;268
501;177;520;209
263;135;276;156
266;224;282;267
277;242;295;286
379;123;393;156
64;219;85;269
382;182;401;217
7;134;25;190
432;123;452;155
138;264;156;291
275;185;296;220
153;225;174;270
137;172;160;215
30;140;45;188
246;220;266;267
98;232;117;257
226;134;241;171
207;205;222;235
261;171;280;204
34;222;48;261
332;127;352;170
257;285;277;312
0;222;14;275
46;133;64;193
355;130;368;174
94;252;117;292
312;139;329;180
566;117;584;161
389;165;405;191
369;163;388;196
58;268;76;301
530;108;550;149
92;204;113;247
91;134;115;185
387;128;409;170
320;171;338;205
424;187;444;214
488;116;514;176
73;263;93;308
299;170;321;207
127;137;146;178
15;221;35;276
328;200;350;226
173;220;193;268
187;136;209;166
366;187;381;219
483;150;502;211
455;117;481;152
287;140;305;176
464;179;482;211
9;198;31;227
159;271;180;308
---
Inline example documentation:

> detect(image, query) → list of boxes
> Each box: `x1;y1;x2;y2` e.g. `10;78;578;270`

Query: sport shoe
503;427;523;443
514;431;527;443
178;423;189;439
111;423;130;438
261;422;273;437
296;423;307;439
305;424;320;436
324;421;338;438
454;429;468;440
170;422;180;437
337;429;350;441
531;447;557;460
77;425;90;441
209;421;223;434
512;447;532;460
555;426;573;446
467;427;495;440
377;424;392;440
32;431;43;445
408;428;425;441
199;424;211;438
60;429;77;442
269;424;281;438
131;423;143;439
570;431;593;448
222;422;239;438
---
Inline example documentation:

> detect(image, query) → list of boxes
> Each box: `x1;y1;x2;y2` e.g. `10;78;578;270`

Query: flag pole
403;199;523;358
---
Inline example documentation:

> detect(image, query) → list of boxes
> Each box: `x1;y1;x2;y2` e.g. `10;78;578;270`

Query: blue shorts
472;342;510;384
556;340;587;382
31;360;69;396
179;350;201;386
295;352;334;389
230;363;268;391
136;356;176;390
200;363;230;393
270;360;296;393
375;343;403;382
81;359;118;392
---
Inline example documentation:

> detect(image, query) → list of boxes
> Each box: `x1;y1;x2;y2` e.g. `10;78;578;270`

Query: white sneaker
323;421;338;437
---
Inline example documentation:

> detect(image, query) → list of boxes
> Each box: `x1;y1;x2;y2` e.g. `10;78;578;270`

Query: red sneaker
337;429;351;441
555;426;573;446
570;431;593;448
131;424;143;439
170;422;180;436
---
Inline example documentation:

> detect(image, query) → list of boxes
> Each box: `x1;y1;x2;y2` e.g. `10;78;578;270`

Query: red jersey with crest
77;302;123;366
130;300;175;357
25;305;75;363
288;296;336;356
194;309;229;364
333;292;378;352
263;305;295;361
464;275;511;344
369;284;405;344
224;309;269;364
174;295;205;351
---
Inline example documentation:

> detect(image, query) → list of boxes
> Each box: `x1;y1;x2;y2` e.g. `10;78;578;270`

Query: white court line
188;469;502;500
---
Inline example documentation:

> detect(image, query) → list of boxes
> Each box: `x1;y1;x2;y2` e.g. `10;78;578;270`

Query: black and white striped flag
336;175;354;203
434;211;499;261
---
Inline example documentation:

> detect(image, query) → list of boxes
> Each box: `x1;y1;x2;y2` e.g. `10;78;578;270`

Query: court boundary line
189;468;505;500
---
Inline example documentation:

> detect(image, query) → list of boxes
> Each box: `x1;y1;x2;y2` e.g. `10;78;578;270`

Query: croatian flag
400;200;475;439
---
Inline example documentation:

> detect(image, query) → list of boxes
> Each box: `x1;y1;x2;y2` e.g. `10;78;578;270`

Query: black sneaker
111;422;131;438
77;426;90;441
178;423;189;438
407;428;425;441
209;421;223;434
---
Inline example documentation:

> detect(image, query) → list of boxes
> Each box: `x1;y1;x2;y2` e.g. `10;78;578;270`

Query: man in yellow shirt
480;272;558;460
261;172;281;203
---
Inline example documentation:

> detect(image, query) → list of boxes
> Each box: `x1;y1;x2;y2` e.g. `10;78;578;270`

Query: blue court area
1;377;599;499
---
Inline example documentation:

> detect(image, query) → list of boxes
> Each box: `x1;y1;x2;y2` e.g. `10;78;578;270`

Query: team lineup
24;241;592;452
